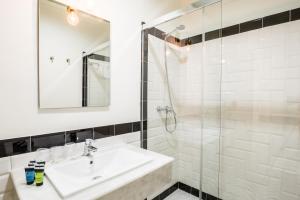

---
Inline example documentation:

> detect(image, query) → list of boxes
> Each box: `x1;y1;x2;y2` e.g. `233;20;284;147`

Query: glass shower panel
201;2;222;199
220;0;300;200
145;6;207;199
146;24;179;191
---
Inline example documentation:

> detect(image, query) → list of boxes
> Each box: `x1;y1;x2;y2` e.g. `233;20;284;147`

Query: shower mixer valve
157;106;174;113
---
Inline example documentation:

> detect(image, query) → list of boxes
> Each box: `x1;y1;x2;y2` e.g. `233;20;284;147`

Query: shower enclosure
141;0;300;199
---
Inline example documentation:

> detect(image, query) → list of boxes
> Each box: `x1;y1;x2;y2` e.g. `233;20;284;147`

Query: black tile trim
291;8;300;21
152;183;178;200
263;11;290;27
178;182;192;193
132;121;141;132
240;18;262;33
94;125;114;139
221;24;239;37
66;128;93;143
0;121;142;158
0;137;30;157
205;29;221;41
31;132;65;151
152;182;221;200
115;122;133;135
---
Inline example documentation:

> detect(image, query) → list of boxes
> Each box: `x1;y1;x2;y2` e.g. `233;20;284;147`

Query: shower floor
165;189;198;200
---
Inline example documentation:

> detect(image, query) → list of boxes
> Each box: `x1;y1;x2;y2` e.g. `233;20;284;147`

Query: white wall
0;0;183;140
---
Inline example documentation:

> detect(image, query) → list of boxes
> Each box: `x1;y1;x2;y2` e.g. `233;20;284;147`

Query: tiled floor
165;189;199;200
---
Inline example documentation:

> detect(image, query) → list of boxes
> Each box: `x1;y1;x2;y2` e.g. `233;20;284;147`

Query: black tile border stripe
205;29;221;41
151;182;221;200
221;24;239;38
31;132;65;151
291;8;300;21
0;121;141;158
240;18;262;33
0;137;31;158
263;11;290;27
181;34;202;46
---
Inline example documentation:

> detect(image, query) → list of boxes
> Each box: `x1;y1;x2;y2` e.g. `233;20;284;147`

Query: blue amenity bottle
25;166;35;185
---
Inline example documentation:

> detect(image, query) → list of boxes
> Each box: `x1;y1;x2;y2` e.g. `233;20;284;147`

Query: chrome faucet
83;139;97;164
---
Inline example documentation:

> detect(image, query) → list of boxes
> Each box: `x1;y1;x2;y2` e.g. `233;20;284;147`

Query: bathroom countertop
11;144;174;200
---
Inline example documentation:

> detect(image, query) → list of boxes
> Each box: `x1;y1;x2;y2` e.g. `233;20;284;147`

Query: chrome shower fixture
157;106;177;133
159;25;185;134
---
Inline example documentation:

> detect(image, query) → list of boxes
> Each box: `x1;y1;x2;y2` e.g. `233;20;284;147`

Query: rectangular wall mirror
38;0;110;109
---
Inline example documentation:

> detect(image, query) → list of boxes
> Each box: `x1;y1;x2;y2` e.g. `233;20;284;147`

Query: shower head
165;24;185;39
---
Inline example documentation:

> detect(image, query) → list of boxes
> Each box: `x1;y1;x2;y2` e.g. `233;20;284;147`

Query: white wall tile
0;158;11;176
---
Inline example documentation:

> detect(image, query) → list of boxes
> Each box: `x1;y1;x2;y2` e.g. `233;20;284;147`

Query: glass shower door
201;1;222;199
220;1;300;200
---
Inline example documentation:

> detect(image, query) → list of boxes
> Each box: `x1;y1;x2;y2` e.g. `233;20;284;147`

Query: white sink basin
46;147;153;198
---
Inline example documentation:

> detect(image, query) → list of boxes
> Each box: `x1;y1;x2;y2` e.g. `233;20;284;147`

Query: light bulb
67;6;79;26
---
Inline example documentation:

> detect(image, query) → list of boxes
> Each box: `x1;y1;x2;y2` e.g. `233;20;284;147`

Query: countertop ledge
11;144;174;200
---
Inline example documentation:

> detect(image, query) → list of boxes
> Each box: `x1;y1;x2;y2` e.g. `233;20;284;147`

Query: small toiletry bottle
35;166;45;186
25;167;35;185
29;160;36;164
28;163;34;168
36;161;46;166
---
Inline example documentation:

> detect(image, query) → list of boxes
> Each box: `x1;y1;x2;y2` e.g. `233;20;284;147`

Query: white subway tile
0;157;11;176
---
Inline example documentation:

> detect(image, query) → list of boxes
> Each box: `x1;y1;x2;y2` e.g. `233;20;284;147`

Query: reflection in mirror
38;0;110;108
